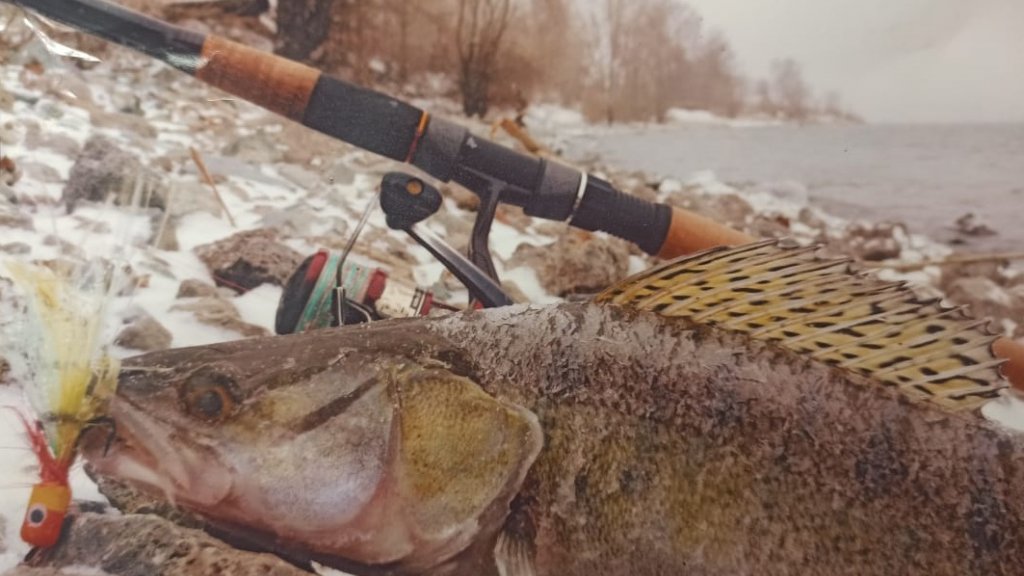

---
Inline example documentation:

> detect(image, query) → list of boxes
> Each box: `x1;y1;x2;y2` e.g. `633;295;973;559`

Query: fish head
81;328;542;572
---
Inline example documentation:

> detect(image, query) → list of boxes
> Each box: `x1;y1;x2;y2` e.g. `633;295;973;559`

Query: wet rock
90;110;158;140
176;279;220;299
509;231;631;296
114;308;173;352
1;181;17;204
16;513;308;576
954;213;997;237
62;135;166;213
171;296;270;338
194;229;304;292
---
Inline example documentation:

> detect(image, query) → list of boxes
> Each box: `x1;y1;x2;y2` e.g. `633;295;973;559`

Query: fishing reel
275;172;513;334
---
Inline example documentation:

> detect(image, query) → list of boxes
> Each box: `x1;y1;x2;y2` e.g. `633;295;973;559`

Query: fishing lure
1;260;122;548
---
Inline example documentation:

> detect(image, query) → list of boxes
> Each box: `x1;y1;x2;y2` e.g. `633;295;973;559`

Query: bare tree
455;0;513;117
276;0;335;61
769;58;812;120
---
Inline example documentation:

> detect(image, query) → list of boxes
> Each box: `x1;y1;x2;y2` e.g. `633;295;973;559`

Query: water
566;123;1024;253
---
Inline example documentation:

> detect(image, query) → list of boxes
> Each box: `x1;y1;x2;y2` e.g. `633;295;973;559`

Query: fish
80;240;1024;576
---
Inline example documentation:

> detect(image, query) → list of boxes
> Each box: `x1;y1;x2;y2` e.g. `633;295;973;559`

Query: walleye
81;240;1024;576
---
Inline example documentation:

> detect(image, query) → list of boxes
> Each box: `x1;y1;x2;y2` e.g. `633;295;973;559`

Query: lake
566;123;1024;253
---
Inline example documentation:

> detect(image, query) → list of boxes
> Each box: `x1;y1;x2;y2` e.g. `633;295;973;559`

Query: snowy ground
2;18;1024;571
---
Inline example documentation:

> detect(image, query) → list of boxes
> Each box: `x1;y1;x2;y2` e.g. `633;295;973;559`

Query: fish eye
182;370;237;422
25;504;47;527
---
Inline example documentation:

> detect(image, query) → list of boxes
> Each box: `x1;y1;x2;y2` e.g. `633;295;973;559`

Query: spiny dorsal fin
595;240;1006;411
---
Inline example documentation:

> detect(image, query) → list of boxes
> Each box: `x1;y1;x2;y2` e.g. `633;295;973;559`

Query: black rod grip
569;176;672;255
302;75;425;162
11;0;205;73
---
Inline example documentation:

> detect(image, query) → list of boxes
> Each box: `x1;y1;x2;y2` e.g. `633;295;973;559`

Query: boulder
61;135;166;213
194;229;304;292
176;278;220;299
114;309;173;352
509;231;631;296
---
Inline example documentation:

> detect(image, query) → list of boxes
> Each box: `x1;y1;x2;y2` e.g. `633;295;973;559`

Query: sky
681;0;1024;123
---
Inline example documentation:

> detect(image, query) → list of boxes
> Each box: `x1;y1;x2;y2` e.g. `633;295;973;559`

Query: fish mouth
81;397;234;508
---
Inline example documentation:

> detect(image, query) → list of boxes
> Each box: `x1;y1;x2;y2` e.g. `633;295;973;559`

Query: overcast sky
681;0;1024;123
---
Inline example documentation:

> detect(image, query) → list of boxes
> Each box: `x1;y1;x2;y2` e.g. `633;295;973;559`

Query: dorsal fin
595;240;1006;411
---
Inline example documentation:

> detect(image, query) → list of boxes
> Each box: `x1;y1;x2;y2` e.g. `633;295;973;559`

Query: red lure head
11;410;72;548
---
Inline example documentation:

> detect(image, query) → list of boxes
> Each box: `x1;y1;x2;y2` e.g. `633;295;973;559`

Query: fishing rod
6;0;748;262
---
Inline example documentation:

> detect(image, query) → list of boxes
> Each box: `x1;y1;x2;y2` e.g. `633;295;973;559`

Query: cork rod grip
196;36;320;121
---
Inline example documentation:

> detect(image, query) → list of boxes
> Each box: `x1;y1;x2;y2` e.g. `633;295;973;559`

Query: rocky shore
2;9;1023;574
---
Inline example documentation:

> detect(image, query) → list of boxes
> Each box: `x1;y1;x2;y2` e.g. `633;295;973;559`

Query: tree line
273;0;861;123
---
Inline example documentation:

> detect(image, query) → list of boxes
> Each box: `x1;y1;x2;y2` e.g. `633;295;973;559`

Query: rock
0;241;31;254
171;296;270;338
62;135;166;213
0;355;10;386
165;181;223;218
441;183;480;212
1;155;21;186
945;277;1015;324
665;189;754;231
222;133;285;164
259;205;326;236
194;229;304;292
114;309;173;352
1;181;16;204
176;278;220;299
509;231;631;296
325;160;355;186
16;513;309;576
954;213;997;237
90;110;158;139
276;163;323;191
0;210;33;231
831;222;905;262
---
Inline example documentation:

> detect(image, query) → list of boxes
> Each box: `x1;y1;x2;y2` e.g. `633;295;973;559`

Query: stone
176;278;220;299
0;209;33;231
61;135;166;213
90;110;158;139
441;183;480;212
171;296;270;338
276;163;323;191
259;205;329;236
194;229;304;292
114;308;173;352
1;155;21;186
831;221;905;262
165;180;224;218
508;231;631;296
945;277;1015;324
0;241;31;254
222;133;285;164
14;513;309;576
